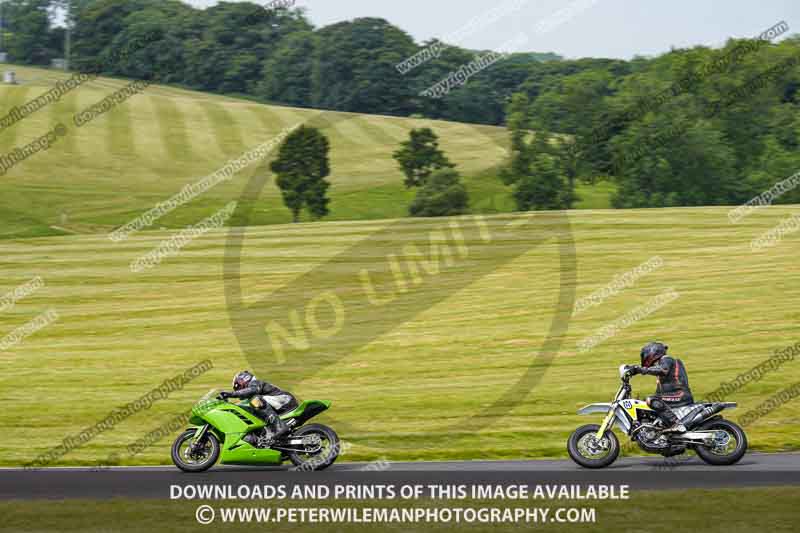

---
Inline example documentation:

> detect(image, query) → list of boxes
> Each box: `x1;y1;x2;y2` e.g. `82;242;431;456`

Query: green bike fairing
186;398;332;466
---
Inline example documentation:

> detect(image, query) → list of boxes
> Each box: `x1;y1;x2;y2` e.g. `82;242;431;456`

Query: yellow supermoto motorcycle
568;365;747;468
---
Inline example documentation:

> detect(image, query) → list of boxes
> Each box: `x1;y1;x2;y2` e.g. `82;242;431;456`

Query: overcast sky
183;0;798;59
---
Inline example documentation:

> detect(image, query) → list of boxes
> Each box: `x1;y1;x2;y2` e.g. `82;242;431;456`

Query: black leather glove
628;365;642;376
219;391;232;400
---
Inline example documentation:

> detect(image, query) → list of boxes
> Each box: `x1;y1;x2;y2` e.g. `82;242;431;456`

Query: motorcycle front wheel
567;424;620;469
171;429;220;473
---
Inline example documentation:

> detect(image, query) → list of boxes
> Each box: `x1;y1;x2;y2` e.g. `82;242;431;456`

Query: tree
3;0;57;65
181;2;311;94
392;128;455;188
610;115;742;208
745;127;800;206
501;94;574;211
409;168;469;217
258;31;315;107
70;0;183;76
270;126;331;223
512;152;569;211
311;17;417;115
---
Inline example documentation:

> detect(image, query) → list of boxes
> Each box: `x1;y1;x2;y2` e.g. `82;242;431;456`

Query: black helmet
640;342;668;367
232;370;254;391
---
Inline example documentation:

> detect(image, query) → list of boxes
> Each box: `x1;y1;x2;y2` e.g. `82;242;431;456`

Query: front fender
577;403;613;415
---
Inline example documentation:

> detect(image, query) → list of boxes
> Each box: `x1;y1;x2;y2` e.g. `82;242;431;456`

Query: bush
409;169;469;217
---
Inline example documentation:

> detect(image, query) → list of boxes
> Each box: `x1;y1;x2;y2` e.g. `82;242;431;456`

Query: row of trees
0;0;557;125
0;0;65;64
504;35;800;209
3;0;800;212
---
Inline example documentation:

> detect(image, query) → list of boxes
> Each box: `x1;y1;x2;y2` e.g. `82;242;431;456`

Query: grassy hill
0;64;612;240
1;206;798;466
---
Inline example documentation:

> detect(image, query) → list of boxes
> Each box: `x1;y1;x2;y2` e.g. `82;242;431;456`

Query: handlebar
618;364;640;383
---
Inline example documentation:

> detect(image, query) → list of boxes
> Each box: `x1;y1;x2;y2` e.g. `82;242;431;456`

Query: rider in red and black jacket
629;342;693;433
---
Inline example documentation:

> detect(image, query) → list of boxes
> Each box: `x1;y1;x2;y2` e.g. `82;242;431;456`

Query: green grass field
1;204;798;466
2;487;799;532
0;64;611;240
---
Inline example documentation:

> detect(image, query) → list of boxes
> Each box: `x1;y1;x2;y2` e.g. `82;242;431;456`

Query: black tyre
288;424;340;471
694;419;747;466
171;429;220;473
567;424;620;469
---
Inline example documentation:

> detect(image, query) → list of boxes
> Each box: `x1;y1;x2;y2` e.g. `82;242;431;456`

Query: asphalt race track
2;453;799;499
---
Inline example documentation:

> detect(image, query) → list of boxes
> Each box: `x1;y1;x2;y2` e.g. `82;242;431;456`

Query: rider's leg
256;395;292;441
646;396;686;433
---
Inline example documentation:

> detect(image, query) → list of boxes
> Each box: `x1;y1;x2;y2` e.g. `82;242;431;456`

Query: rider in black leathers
629;342;693;433
220;371;299;443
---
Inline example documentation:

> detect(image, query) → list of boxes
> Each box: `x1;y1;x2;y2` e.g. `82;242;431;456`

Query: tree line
511;29;800;210
0;0;557;125
2;1;800;212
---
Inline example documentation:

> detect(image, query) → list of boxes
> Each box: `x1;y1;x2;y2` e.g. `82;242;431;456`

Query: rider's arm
226;383;260;399
639;356;672;377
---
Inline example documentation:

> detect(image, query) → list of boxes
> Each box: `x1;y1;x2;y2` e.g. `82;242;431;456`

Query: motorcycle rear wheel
567;424;620;469
288;424;340;471
693;419;747;466
171;429;220;473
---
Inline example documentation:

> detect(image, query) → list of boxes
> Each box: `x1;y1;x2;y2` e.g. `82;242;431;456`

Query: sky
183;0;799;59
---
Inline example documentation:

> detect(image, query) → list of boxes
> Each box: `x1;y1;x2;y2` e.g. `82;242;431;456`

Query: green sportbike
171;392;340;472
568;365;747;468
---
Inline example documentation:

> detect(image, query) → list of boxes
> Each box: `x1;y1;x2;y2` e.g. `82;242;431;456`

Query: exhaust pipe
687;403;725;427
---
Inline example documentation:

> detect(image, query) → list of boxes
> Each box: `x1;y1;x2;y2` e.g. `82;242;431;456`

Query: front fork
595;410;616;440
190;424;210;452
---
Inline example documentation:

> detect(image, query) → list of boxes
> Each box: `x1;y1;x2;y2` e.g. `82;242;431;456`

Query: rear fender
281;400;332;426
699;414;725;425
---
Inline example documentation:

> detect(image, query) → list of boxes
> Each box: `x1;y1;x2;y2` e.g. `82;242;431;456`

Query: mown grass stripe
200;101;244;157
51;91;79;157
251;105;287;135
0;87;33;150
149;95;190;162
105;98;135;157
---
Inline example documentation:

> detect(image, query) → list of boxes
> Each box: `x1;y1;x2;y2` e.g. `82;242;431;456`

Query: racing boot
659;411;686;433
661;422;687;433
253;409;291;445
267;413;291;442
